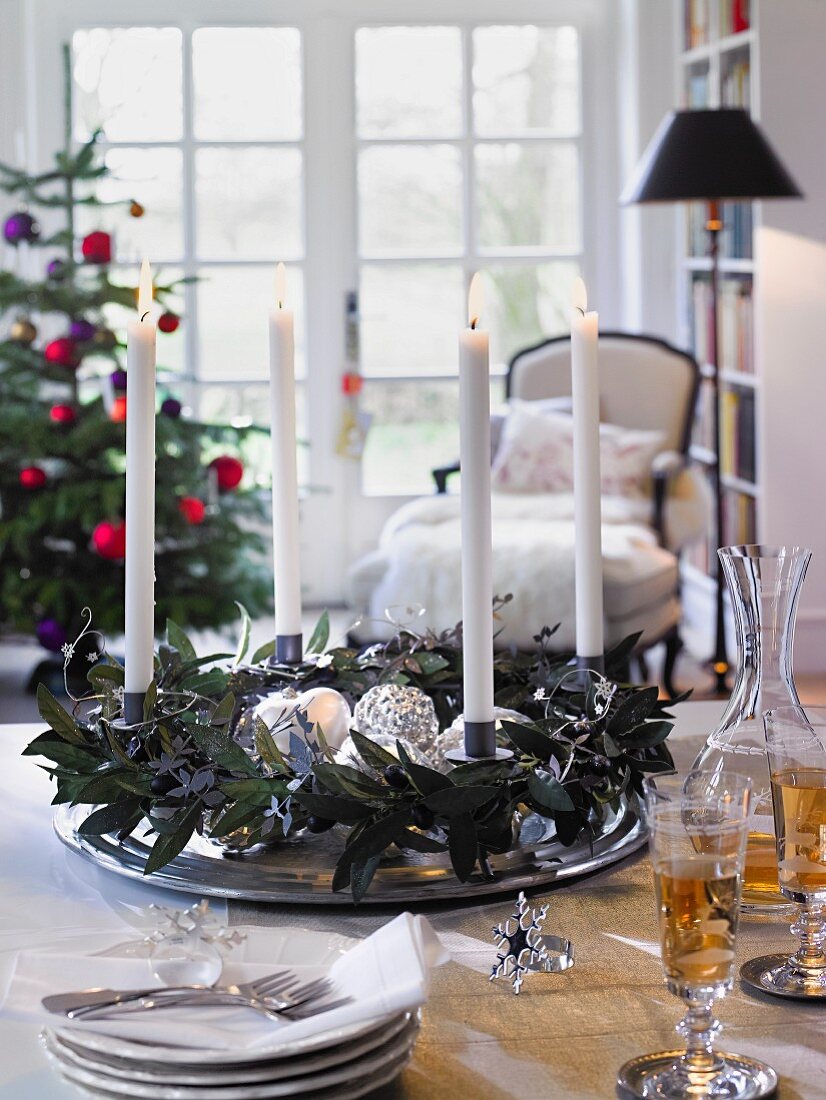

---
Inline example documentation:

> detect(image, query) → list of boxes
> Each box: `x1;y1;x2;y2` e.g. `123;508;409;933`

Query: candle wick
470;318;478;331
277;300;283;310
140;311;150;323
575;306;585;317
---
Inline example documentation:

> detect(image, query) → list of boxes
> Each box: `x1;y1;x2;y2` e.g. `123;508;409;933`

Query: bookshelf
676;0;758;585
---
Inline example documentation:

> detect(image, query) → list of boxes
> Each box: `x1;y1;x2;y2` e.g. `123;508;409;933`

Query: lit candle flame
138;259;153;319
467;272;484;330
572;276;588;315
275;262;287;309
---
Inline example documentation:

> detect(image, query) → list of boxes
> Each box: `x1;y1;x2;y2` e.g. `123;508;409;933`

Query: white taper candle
459;273;495;755
124;259;157;714
570;277;604;662
268;263;303;660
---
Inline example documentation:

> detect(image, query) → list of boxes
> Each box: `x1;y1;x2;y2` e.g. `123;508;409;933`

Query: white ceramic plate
42;1024;417;1099
47;1012;412;1085
50;925;397;1067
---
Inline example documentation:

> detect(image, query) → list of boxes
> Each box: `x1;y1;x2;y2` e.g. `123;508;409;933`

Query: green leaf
78;800;143;837
142;680;157;722
297;791;373;824
350;854;382;904
394;828;447;854
209;799;268;838
87;663;124;689
413;651;450;676
24;740;100;771
187;723;258;776
233;602;252;665
608;686;659;734
306;610;330;655
448;813;478;882
603;632;642;669
74;768;133;804
423;785;499;817
36;684;86;745
349;730;398;773
211;693;236;728
554;810;584;847
313;763;387;801
251;639;275;665
179;669;228;697
603;731;623;758
144;801;202;875
618;720;673;751
527;771;576;813
166;620;196;663
253;717;288;771
396;743;453;795
500;720;553;760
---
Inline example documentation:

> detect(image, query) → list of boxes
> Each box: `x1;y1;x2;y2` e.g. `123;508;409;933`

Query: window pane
193;28;302;141
360;263;464;377
473;26;580;136
196;265;305;381
99;266;186;376
475;143;579;250
356;27;462;138
73;28;182;142
486;261;579;366
77;147;183;264
361;380;460;496
195;148;303;260
199;382;308;485
359;146;462;255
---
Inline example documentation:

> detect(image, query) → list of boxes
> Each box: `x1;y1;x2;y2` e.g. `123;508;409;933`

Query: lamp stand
706;199;730;695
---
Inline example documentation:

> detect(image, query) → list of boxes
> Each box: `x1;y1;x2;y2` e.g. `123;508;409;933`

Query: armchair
348;333;707;695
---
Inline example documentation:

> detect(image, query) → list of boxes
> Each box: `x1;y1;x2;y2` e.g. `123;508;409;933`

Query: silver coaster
616;1050;778;1099
741;952;826;1001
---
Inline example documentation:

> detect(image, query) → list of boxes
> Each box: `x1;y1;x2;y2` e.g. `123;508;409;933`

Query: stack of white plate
38;926;420;1099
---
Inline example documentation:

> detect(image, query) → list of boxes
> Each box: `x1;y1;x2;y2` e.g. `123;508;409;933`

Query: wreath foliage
25;607;683;901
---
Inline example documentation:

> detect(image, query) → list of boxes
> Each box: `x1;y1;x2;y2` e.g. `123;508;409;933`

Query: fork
44;971;323;1020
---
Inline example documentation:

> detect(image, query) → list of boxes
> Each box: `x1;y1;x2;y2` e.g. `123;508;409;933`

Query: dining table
2;699;825;1099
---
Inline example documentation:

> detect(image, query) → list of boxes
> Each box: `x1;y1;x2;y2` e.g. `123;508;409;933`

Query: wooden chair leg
662;628;683;700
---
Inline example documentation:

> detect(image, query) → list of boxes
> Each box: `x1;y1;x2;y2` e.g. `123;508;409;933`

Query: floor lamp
621;108;801;694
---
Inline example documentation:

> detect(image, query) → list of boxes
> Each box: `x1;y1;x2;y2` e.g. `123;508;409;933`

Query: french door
22;0;615;604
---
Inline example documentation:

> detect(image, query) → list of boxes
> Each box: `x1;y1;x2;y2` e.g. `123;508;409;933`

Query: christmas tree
0;48;271;679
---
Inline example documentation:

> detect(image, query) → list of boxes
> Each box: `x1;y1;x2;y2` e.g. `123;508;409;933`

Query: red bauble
20;465;46;490
92;520;126;560
210;455;244;491
49;404;77;425
44;337;81;369
179;496;206;525
110;395;127;423
81;230;112;265
158;311;180;334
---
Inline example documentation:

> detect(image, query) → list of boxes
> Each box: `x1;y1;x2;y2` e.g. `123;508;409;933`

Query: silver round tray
53;799;646;905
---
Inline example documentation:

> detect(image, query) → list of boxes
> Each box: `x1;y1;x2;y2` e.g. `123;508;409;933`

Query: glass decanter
692;545;812;913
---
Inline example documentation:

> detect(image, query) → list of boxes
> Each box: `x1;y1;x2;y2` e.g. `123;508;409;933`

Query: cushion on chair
490;400;666;498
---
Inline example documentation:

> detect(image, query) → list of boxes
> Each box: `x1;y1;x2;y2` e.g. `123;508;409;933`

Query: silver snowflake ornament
490;891;552;994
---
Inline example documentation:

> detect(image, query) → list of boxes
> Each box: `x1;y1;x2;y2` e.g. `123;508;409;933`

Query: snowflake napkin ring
490;891;575;994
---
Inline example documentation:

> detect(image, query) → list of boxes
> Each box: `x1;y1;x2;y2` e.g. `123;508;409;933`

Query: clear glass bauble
692;544;812;913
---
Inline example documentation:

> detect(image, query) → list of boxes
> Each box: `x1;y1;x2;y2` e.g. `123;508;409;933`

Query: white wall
756;0;826;672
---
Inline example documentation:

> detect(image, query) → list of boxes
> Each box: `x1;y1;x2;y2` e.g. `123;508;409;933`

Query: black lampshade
621;108;803;204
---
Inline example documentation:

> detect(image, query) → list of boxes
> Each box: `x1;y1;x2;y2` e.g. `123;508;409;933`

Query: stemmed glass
617;771;777;1099
740;705;826;998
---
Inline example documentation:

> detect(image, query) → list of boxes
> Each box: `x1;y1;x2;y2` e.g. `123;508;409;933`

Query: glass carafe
692;545;812;913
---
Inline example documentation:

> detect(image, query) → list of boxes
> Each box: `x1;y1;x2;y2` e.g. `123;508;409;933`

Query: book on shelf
721;55;751;107
722;486;756;545
720;384;756;482
719;278;754;375
691;276;713;369
721;201;753;259
686;0;711;49
719;0;751;37
686;65;711;107
687;203;708;257
692;377;716;453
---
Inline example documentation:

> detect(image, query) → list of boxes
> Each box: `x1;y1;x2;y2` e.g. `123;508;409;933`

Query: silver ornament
353;683;440;757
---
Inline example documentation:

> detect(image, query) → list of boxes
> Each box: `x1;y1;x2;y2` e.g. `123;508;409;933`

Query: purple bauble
47;258;66;281
161;396;182;418
110;369;128;391
36;618;67;654
3;211;40;245
69;318;97;342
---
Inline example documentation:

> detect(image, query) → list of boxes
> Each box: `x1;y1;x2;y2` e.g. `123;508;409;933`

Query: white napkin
2;914;448;1052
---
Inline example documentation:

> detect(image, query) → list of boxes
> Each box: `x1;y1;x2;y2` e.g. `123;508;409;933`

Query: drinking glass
742;705;826;998
617;771;776;1099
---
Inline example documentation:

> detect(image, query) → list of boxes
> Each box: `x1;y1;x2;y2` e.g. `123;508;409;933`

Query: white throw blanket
363;493;661;649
